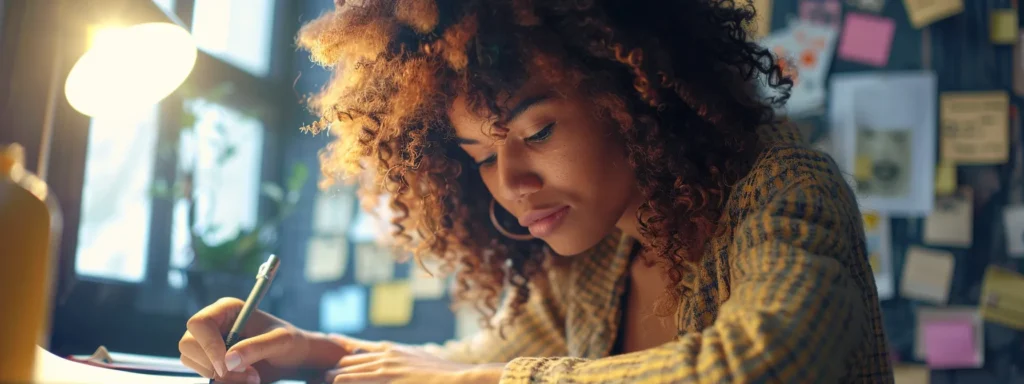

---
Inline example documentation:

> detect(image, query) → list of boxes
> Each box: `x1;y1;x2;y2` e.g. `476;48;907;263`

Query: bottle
0;143;62;381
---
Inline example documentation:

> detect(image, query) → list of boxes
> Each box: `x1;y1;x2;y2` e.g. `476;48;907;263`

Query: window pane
191;0;275;76
152;0;175;14
75;107;160;282
170;100;264;272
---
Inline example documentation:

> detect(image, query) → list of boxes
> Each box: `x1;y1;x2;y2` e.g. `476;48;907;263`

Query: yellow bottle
0;143;62;381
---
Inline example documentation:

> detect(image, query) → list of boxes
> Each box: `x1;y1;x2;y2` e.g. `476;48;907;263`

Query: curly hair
297;0;792;332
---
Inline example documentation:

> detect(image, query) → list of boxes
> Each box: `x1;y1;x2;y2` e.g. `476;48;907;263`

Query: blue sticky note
320;285;367;334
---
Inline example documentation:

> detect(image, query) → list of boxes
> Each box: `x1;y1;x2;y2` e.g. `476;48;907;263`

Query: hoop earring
489;199;534;241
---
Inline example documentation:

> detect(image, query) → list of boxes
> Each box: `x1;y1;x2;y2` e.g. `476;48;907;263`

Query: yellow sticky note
893;364;930;383
940;91;1010;164
990;9;1018;45
900;246;955;304
903;0;964;28
862;211;880;231
370;281;413;327
924;188;973;248
868;254;881;272
854;155;874;181
980;266;1024;330
934;161;957;195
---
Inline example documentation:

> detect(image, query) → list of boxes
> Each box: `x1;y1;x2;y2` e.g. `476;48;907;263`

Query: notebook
33;346;202;384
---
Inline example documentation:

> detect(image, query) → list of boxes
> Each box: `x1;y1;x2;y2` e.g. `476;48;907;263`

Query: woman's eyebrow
502;94;553;124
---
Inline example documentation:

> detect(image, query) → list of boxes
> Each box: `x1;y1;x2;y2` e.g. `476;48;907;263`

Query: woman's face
448;82;643;255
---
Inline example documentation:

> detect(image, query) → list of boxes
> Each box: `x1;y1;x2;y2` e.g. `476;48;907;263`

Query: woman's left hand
325;342;501;384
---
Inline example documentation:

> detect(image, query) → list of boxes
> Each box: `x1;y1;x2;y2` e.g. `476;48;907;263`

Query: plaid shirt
422;123;893;383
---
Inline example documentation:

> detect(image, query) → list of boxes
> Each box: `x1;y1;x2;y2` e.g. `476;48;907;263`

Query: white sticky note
354;243;395;284
1004;204;1024;257
900;246;955;304
311;192;356;234
320;285;367;334
409;267;447;299
305;237;348;283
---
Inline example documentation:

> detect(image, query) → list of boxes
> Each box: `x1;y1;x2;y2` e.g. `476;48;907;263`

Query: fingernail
213;362;226;378
247;372;260;384
225;351;243;372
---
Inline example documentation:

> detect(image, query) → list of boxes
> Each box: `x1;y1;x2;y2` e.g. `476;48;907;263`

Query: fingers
185;298;244;377
224;326;302;372
180;353;214;378
328;371;388;384
337;352;384;367
213;366;261;384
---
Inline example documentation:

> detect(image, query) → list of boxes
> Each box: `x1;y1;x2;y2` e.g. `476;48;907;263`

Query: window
170;100;265;275
191;0;276;76
75;107;160;282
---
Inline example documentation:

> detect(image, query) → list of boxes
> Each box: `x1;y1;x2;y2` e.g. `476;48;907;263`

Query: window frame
0;0;304;357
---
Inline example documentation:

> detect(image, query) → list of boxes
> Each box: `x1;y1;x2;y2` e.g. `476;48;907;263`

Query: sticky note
980;266;1024;330
903;0;964;28
934;161;957;195
311;192;356;234
900;246;954;304
305;237;348;283
892;364;930;384
354;243;395;284
990;9;1017;44
1004;204;1024;257
854;155;874;180
751;0;773;39
1015;32;1024;96
940;91;1010;164
924;188;972;248
320;285;367;333
370;281;413;326
923;320;979;368
837;13;896;67
914;306;984;364
410;267;447;299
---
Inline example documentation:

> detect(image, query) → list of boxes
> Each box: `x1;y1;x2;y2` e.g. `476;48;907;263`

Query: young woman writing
178;0;893;382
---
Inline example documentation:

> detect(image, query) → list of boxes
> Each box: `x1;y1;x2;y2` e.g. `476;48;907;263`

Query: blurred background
0;0;1022;383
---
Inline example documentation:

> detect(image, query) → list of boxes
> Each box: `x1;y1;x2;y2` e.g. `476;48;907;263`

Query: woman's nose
495;144;542;202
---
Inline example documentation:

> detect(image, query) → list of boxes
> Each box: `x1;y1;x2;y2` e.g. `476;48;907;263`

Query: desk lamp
0;1;195;381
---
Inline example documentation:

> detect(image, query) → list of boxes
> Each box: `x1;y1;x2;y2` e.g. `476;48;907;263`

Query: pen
210;254;281;384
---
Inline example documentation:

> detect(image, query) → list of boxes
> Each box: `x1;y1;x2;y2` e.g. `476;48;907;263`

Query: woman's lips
521;206;570;238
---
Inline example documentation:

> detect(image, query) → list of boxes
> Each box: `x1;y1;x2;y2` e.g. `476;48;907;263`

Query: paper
33;346;201;384
799;0;842;27
903;0;964;28
892;364;930;384
923;187;973;248
354;243;395;284
311;191;356;234
923;321;979;368
990;9;1017;45
370;281;413;326
837;13;896;67
760;21;838;117
940;91;1010;164
320;285;367;334
829;71;937;215
934;161;957;195
1004;204;1024;257
980;266;1024;330
863;210;894;299
900;246;954;304
847;0;885;13
913;306;984;366
410;266;447;299
305;236;348;283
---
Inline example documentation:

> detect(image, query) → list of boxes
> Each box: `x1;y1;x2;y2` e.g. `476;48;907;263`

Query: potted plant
151;84;309;310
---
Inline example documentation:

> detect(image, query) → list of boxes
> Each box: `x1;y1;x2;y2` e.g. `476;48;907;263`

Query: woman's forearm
459;362;506;384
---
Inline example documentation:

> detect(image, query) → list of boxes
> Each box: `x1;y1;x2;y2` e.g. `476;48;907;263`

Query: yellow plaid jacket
422;123;893;383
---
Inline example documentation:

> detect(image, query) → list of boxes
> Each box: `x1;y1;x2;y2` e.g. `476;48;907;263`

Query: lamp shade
64;21;196;117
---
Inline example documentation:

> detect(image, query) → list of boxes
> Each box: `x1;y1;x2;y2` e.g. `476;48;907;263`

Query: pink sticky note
923;320;979;369
837;12;896;67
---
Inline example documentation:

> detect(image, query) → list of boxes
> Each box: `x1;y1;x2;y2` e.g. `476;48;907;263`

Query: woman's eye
475;154;496;167
526;122;555;142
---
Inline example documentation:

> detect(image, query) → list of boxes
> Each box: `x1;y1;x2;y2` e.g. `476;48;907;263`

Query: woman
179;0;893;382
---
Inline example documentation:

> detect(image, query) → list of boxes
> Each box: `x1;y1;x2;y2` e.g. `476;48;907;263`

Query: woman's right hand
178;297;348;383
